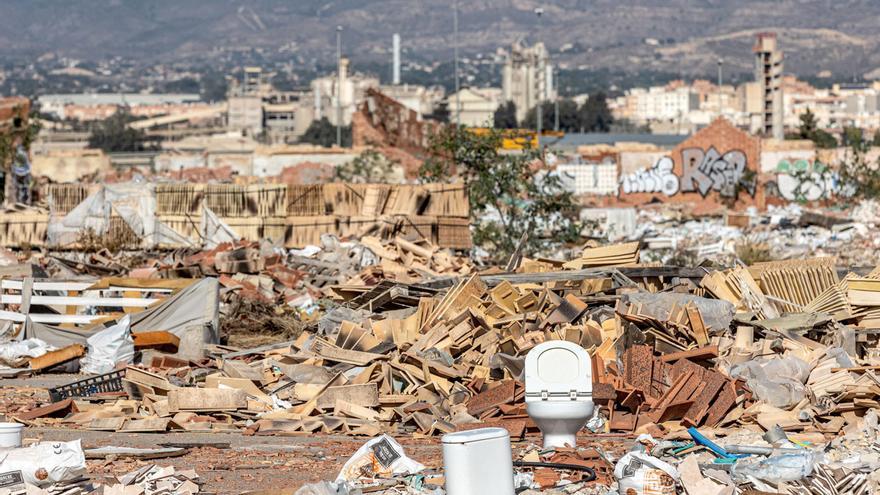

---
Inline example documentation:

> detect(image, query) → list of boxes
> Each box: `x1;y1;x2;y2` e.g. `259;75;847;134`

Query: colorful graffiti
620;147;756;198
619;157;679;196
680;147;755;198
773;159;850;201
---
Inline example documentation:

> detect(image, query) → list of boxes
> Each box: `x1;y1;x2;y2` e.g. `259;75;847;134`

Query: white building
501;40;555;123
311;58;379;126
379;84;445;116
446;87;502;127
630;86;700;122
556;158;619;195
227;96;263;136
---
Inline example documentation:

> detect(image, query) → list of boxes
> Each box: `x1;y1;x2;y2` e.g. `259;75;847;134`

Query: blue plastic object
687;427;749;460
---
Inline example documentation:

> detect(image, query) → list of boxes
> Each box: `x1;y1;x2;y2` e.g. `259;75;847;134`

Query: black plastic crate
48;369;126;402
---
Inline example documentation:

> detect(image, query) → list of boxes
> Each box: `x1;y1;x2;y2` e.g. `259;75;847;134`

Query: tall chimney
392;33;401;85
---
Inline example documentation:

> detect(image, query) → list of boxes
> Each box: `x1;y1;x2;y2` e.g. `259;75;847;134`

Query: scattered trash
79;314;134;374
614;452;679;495
336;435;425;483
0;439;86;487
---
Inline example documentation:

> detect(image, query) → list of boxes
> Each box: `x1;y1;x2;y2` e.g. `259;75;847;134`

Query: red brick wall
614;118;764;212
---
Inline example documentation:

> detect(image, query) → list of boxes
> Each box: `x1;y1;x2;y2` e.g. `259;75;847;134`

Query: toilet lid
524;340;592;396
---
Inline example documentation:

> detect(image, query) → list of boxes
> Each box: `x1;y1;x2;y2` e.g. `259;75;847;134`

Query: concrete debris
6;204;880;493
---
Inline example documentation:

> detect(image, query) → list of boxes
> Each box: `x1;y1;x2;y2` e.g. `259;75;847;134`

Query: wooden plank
118;418;170;433
334;399;379;421
686;306;709;345
0;310;104;324
660;345;718;363
124;367;177;392
132;331;179;352
28;344;85;371
316;384;379;409
0;294;159;307
168;388;247;412
311;339;386;366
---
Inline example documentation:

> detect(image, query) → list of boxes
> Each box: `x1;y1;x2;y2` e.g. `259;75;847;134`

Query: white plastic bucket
0;422;23;448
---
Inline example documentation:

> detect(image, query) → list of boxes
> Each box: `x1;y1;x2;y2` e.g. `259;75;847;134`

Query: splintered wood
13;243;880;446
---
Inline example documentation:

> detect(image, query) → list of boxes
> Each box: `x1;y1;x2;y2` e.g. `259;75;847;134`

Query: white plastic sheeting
79;314;134;374
200;206;241;249
47;183;194;248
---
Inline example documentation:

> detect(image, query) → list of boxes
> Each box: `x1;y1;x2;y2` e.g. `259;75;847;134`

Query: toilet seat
524;340;593;403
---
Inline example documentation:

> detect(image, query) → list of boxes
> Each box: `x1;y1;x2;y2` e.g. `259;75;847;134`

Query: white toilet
525;340;594;449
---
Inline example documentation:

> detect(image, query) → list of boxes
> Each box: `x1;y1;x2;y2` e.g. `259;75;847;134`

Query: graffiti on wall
680;147;755;198
773;159;851;201
619;146;756;198
619;157;679;196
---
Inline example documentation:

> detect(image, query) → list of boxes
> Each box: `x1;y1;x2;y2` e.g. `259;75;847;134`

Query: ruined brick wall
351;89;442;178
615;118;764;212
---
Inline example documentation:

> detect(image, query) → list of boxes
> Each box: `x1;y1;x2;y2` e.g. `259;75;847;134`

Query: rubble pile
7;226;880;492
621;201;880;267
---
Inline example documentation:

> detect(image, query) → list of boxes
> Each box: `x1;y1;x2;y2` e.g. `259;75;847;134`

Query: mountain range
3;0;880;80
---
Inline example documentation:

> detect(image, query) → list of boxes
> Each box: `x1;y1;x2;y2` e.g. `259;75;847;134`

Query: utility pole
553;67;559;131
535;7;544;141
336;25;343;148
717;58;723;118
453;0;460;126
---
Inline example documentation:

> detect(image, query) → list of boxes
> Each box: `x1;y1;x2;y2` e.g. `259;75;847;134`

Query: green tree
873;129;880;147
838;125;880;200
300;118;351;147
200;71;229;103
419;126;580;260
578;92;614;132
843;127;864;148
87;112;153;152
523;99;580;132
493;101;518;129
428;101;451;123
794;109;837;149
335;149;399;183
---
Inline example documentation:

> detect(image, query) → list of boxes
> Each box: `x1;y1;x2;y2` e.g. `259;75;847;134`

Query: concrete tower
754;33;784;139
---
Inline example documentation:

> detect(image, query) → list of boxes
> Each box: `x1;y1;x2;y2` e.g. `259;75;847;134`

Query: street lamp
717;58;723;117
554;67;559;131
336;25;343;148
534;7;544;141
453;0;460;126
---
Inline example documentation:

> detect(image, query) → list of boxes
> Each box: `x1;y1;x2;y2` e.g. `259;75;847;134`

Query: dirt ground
3;375;633;494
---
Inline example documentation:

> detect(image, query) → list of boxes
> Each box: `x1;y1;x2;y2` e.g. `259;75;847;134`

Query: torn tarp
22;278;219;360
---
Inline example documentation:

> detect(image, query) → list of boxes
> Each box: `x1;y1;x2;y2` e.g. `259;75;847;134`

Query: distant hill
3;0;880;80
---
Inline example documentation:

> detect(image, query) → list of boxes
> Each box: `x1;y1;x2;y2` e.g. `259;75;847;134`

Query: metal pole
453;0;460;126
336;25;343;147
717;58;723;117
554;67;559;131
535;7;544;142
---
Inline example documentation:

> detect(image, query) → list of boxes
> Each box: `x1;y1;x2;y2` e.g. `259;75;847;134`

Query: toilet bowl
524;340;594;449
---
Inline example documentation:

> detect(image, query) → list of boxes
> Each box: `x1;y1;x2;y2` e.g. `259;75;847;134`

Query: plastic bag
0;439;86;486
624;292;734;332
335;435;425;483
614;452;679;495
729;356;811;409
0;339;52;368
731;451;820;482
80;314;134;375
